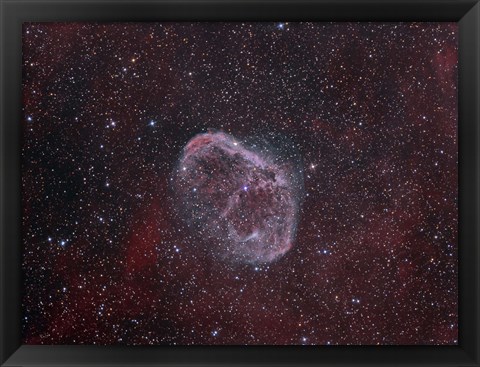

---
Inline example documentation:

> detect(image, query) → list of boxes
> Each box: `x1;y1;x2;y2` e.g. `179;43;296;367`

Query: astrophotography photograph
21;22;458;345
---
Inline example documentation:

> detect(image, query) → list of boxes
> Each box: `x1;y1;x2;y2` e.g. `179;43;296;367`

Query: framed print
1;0;479;366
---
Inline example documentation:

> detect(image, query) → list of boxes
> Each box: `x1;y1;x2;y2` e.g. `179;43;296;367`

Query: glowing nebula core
173;131;303;264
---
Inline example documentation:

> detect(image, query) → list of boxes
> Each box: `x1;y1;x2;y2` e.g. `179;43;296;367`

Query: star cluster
22;22;458;345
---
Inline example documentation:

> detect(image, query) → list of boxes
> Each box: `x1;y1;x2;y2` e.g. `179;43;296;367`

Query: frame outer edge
1;0;23;365
468;2;479;364
459;1;480;365
475;2;480;364
1;1;480;366
1;0;6;363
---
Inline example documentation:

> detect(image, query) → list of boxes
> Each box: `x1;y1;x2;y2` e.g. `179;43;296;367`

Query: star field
21;22;458;345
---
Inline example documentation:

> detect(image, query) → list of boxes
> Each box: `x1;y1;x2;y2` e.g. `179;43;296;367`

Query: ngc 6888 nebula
172;130;303;264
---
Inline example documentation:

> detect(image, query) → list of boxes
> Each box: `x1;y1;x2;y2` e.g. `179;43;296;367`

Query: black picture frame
1;0;479;366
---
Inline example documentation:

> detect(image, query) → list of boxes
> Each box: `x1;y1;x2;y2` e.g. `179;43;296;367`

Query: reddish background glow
22;22;458;345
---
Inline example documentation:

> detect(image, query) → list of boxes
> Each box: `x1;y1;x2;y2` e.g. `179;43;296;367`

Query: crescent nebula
172;130;303;264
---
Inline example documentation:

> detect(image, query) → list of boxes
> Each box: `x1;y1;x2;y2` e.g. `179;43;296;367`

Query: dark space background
21;22;458;345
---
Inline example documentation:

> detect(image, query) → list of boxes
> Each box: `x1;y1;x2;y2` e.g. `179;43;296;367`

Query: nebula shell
172;131;302;264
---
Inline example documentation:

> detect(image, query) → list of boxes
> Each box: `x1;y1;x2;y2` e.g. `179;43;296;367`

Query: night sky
22;22;458;345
